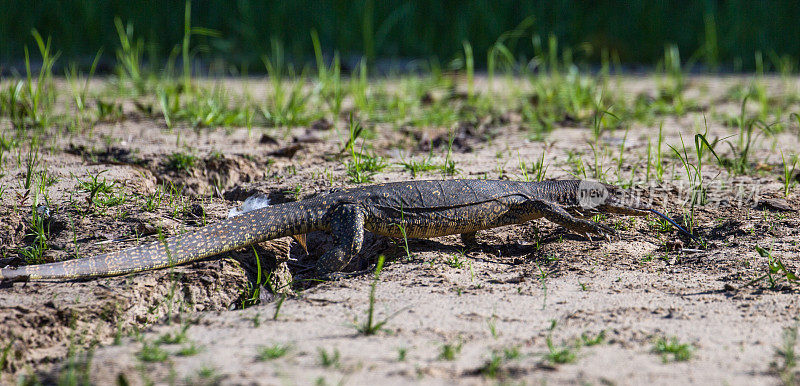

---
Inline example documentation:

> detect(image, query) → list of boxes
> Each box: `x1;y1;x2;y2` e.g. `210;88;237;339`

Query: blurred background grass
1;0;799;73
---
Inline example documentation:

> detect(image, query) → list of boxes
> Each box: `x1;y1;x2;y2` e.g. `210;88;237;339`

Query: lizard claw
577;220;616;242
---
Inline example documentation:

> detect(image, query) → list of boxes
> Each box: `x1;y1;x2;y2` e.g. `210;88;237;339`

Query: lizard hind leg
315;204;366;276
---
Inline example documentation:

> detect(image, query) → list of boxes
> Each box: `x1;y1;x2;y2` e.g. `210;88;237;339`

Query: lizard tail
1;201;324;282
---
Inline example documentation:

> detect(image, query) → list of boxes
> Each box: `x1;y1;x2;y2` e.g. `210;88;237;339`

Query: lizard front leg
533;199;615;240
316;204;366;275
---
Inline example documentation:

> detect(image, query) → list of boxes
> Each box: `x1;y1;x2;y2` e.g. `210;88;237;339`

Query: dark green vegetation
3;7;799;173
3;1;800;71
2;0;800;147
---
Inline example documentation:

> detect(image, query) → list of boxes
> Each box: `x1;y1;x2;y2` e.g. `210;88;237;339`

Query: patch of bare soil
0;260;246;375
1;76;799;385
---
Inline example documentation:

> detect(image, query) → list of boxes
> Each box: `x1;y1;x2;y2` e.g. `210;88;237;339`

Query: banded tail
1;201;325;281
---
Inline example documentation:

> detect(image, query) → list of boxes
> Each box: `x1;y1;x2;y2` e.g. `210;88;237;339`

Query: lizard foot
571;219;616;241
534;199;616;243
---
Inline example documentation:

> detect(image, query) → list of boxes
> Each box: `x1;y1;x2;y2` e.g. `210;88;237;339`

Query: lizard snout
597;193;650;216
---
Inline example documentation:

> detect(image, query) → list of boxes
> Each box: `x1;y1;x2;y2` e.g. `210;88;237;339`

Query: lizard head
576;181;649;216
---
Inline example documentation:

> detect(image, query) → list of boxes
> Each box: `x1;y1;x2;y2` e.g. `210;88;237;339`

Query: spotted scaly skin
0;200;330;281
0;179;648;282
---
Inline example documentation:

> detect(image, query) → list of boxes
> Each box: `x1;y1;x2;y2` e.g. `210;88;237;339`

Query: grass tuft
138;341;168;362
354;256;403;335
257;344;291;361
318;347;340;368
652;336;694;363
438;341;462;361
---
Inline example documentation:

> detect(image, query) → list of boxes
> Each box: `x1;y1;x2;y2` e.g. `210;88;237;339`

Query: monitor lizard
0;179;693;281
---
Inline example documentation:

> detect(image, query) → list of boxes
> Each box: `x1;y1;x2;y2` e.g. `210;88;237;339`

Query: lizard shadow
271;228;593;290
353;228;584;270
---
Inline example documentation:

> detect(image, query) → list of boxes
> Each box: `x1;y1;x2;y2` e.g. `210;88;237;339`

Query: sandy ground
0;75;799;385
